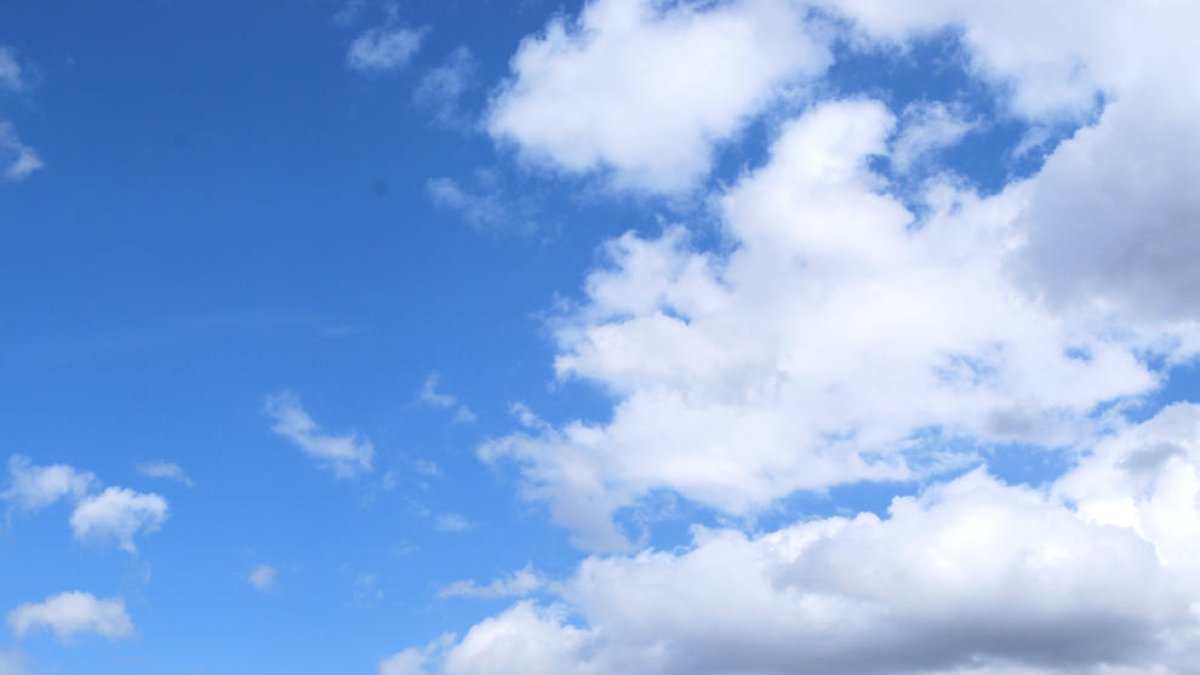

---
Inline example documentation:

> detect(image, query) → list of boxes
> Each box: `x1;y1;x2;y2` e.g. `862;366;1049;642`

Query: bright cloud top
7;592;135;644
2;455;95;512
488;0;831;193
264;391;375;478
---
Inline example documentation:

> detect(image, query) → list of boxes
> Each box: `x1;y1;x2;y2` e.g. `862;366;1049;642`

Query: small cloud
414;460;441;478
264;391;374;479
438;565;543;599
413;47;479;129
0;47;24;91
890;101;980;173
0;122;43;182
136;462;194;487
433;512;470;533
418;374;477;424
346;25;426;73
2;455;96;513
248;565;277;592
351;573;383;607
426;171;542;237
418;373;457;409
69;487;169;554
7;592;135;643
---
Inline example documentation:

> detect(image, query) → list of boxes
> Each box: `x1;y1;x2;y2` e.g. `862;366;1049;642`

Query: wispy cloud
264;392;374;479
346;25;426;73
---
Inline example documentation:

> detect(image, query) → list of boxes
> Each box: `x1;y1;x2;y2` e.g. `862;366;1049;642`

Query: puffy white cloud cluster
2;456;168;554
487;0;832;193
388;0;1200;672
389;405;1200;674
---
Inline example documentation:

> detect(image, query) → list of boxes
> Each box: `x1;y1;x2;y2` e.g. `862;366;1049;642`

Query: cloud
418;374;477;424
438;565;543;600
481;98;1160;551
69;487;168;553
264;391;375;478
248;564;277;592
2;455;95;512
487;0;832;193
136;462;194;487
0;48;23;91
7;592;135;643
387;405;1200;673
0;122;43;182
414;47;479;129
889;101;979;173
426;173;541;236
347;25;426;73
433;513;471;533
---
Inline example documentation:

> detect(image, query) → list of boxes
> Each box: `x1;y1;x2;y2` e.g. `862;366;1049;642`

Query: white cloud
0;121;43;182
414;47;478;128
136;461;194;486
389;406;1200;673
487;0;832;192
248;564;277;592
439;565;543;600
69;487;168;554
347;25;425;73
482;99;1159;551
418;373;477;423
2;455;95;512
264;391;375;478
890;101;979;173
0;48;23;91
7;592;134;643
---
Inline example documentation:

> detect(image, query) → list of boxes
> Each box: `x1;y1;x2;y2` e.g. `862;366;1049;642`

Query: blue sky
3;1;1200;674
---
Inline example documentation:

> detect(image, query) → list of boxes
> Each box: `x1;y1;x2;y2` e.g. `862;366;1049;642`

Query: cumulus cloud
387;406;1200;674
7;592;134;643
487;0;832;192
347;25;426;73
248;564;277;592
69;487;168;553
482;98;1160;551
264;391;375;478
2;455;95;512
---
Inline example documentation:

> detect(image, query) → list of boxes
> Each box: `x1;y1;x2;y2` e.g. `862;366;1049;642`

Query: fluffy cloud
264;392;374;478
487;0;832;192
2;455;95;512
482;99;1159;551
388;407;1200;674
7;592;135;643
347;25;425;73
69;487;168;553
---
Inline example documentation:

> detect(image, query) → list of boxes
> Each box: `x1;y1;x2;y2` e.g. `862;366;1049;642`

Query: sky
1;0;1200;673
